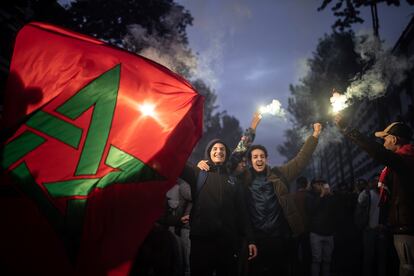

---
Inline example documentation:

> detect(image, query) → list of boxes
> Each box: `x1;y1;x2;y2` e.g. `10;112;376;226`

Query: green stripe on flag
97;145;165;188
56;65;120;176
44;178;99;197
26;111;82;148
1;131;45;169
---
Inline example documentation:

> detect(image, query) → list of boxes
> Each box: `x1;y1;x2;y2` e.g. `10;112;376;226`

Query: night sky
176;0;414;165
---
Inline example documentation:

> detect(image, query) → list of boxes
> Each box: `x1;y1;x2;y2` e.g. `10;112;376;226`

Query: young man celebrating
335;116;414;276
241;123;322;276
181;113;261;276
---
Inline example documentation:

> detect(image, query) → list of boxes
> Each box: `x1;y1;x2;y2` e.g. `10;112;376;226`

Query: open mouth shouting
251;148;267;173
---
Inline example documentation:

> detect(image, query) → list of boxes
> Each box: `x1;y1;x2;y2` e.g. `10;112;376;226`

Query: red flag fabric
0;22;203;275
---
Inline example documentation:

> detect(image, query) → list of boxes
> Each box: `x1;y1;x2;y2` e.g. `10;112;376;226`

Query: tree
288;31;361;128
68;0;191;46
67;0;195;77
278;32;361;163
189;80;242;163
318;0;414;37
277;127;306;161
65;0;243;162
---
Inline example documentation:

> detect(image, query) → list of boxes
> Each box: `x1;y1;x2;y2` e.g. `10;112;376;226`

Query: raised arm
227;112;262;172
234;112;262;154
250;112;262;131
334;114;411;173
180;163;197;188
276;123;321;182
312;122;322;139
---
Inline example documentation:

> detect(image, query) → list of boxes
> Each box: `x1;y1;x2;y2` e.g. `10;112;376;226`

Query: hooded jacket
180;139;252;241
345;129;414;234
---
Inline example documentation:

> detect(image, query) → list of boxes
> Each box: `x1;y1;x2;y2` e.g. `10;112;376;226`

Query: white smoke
295;123;344;156
123;5;197;77
341;33;413;104
316;124;344;152
258;99;286;119
354;30;382;62
190;33;224;88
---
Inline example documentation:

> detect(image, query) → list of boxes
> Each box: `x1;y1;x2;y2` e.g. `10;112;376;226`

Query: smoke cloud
190;33;224;88
344;33;413;102
259;99;287;119
295;123;343;156
123;5;198;77
122;4;227;90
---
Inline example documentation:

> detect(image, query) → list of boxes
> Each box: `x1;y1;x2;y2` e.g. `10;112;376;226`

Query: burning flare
258;99;285;117
330;92;349;114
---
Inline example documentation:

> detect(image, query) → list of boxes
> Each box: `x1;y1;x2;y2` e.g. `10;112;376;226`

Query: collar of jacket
243;166;288;195
396;143;414;156
209;164;228;174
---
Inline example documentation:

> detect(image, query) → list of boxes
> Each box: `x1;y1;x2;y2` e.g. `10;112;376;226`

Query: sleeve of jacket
178;180;192;216
306;192;322;219
276;135;318;183
180;163;198;199
357;190;369;206
234;127;256;153
344;129;411;174
180;163;196;186
228;127;256;172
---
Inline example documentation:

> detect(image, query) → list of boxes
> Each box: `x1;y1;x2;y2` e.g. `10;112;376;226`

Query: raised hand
248;244;258;260
250;112;262;131
312;122;322;138
334;113;349;131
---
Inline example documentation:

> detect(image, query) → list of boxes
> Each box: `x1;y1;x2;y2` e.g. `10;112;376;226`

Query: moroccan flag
0;22;203;275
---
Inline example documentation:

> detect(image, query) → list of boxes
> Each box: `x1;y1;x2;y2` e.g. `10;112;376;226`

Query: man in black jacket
335;115;414;276
180;114;260;276
307;179;337;276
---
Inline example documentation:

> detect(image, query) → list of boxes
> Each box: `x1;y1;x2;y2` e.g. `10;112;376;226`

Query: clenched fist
313;123;322;138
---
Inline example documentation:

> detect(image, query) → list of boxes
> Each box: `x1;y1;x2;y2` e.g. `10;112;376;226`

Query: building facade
313;16;414;189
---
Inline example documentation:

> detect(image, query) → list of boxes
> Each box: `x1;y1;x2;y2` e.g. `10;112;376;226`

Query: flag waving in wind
0;22;203;275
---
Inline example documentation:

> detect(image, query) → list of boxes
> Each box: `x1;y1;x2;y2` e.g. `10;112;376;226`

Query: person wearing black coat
180;113;261;276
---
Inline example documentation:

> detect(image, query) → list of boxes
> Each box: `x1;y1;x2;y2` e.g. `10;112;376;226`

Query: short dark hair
296;176;308;189
248;145;268;159
311;178;327;185
355;178;368;192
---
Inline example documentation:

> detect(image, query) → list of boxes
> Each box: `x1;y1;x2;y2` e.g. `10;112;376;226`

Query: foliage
289;32;360;127
277;127;306;161
191;79;218;128
64;0;243;162
278;31;361;160
189;79;242;162
67;0;195;77
68;0;192;46
318;0;414;32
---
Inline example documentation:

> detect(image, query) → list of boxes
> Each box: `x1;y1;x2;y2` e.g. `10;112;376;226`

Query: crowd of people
131;113;414;276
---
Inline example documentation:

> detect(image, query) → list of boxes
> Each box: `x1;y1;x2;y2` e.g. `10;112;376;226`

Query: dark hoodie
180;139;250;240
